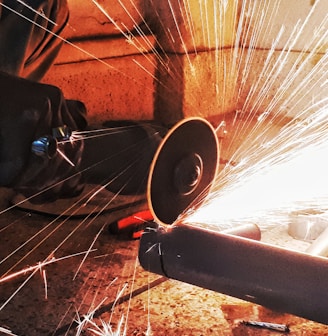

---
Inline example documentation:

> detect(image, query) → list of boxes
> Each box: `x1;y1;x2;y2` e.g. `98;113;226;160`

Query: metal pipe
220;223;261;241
139;223;328;325
306;226;328;257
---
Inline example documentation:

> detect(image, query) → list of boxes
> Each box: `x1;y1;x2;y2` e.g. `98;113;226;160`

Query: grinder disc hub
148;117;219;225
174;153;203;195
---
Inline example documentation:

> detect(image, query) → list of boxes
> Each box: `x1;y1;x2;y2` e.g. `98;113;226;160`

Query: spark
0;166;84;216
73;223;106;280
0;3;115;71
75;297;108;336
87;315;125;336
0;0;162;101
186;107;328;233
166;0;193;69
73;180;139;279
145;243;160;254
42;269;48;300
0;189;102;277
123;256;140;335
82;155;145;206
0;251;95;284
0;327;17;336
66;126;146;143
74;283;129;335
15;0;58;26
0;269;37;311
90;0;184;93
56;148;75;167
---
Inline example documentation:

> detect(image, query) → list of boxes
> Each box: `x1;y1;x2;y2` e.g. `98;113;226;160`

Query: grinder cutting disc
148;117;219;225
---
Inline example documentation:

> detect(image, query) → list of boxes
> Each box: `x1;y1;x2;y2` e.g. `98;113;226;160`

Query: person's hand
0;71;87;201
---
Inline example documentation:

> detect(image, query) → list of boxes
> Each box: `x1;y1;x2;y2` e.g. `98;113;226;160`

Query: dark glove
0;71;87;202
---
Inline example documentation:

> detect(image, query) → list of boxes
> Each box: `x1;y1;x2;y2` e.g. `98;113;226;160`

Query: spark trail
186;105;328;231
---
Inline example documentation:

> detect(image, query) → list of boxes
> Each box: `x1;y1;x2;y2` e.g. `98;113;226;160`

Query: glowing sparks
0;251;95;284
74;283;130;335
87;315;125;336
0;326;17;336
56;148;75;167
186;107;328;231
15;0;58;26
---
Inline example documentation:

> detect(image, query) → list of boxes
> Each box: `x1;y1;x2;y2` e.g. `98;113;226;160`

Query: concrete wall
150;0;327;123
43;0;328;125
62;0;148;39
43;0;157;125
234;0;328;119
43;35;157;123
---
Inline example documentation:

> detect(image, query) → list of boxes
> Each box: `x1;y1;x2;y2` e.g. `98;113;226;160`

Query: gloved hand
0;71;87;202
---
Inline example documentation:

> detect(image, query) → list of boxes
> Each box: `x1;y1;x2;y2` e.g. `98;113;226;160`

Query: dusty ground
1;199;328;336
1;113;328;335
1;193;328;336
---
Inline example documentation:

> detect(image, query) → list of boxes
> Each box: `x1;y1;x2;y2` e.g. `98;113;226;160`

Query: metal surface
147;117;219;225
139;223;328;325
306;226;328;257
221;223;261;241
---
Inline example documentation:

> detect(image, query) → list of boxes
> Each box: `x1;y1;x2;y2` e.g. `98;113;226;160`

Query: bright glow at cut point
185;106;328;231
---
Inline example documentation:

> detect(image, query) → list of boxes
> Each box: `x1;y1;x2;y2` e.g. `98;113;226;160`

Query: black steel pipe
139;223;328;325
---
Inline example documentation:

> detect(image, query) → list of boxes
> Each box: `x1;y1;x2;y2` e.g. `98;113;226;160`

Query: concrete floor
2;199;328;336
1;113;328;335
